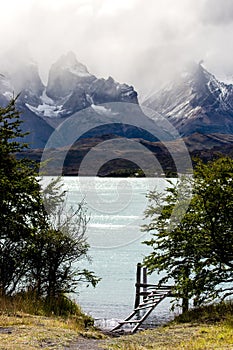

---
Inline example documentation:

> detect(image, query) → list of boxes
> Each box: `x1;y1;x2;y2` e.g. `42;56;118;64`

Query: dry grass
0;293;105;350
104;303;233;350
1;314;232;350
0;312;104;350
0;296;232;350
104;322;233;350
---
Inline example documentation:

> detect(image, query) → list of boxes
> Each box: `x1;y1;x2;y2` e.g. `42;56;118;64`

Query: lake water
43;177;179;329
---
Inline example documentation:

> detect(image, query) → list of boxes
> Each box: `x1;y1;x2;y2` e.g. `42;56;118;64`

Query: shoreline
0;301;232;349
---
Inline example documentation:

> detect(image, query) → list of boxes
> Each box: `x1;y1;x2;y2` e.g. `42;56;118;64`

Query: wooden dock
111;263;174;333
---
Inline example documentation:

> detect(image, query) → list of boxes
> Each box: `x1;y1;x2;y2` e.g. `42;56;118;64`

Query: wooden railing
111;262;174;333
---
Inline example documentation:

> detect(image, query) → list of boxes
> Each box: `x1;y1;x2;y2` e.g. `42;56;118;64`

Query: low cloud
0;0;233;98
201;0;233;25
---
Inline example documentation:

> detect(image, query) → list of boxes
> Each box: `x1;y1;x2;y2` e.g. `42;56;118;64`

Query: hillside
2;56;233;173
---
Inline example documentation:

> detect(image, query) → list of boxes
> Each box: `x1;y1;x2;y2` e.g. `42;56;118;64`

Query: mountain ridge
1;54;233;173
0;52;140;148
143;63;233;136
24;51;138;121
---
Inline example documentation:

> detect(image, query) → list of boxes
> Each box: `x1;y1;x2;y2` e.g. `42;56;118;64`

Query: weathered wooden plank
135;303;160;311
132;295;168;333
111;310;137;331
111;263;175;334
135;283;173;288
118;320;141;324
138;297;162;305
143;267;147;301
134;263;142;309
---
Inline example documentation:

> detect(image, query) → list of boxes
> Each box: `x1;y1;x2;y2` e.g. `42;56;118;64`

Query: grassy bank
104;322;233;350
0;313;96;350
104;302;233;350
0;293;104;350
0;295;233;349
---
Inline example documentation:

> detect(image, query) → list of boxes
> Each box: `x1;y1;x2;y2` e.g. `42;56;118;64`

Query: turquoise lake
42;177;179;329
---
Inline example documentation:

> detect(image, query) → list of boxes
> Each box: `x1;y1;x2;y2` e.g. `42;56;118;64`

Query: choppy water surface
43;177;179;329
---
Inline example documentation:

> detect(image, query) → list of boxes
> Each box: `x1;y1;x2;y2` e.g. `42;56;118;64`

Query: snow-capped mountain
0;52;44;107
0;52;141;147
0;60;53;148
143;63;233;136
22;52;138;121
1;53;233;155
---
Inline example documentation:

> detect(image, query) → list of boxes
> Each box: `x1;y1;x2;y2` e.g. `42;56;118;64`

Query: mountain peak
46;52;95;100
61;51;77;63
54;51;91;78
0;53;44;97
177;62;210;83
143;63;233;136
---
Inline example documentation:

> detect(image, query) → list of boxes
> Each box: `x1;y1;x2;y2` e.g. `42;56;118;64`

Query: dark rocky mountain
0;70;53;148
143;63;233;136
2;54;233;174
24;52;138;122
0;52;141;148
0;52;145;140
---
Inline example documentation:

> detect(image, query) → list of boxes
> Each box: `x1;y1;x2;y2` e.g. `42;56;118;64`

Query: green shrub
174;301;233;324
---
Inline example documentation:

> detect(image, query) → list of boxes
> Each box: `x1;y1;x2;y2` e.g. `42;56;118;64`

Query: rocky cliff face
0;56;44;105
0;52;139;147
23;52;138;120
2;53;233;153
0;61;53;148
46;52;94;99
88;76;138;104
143;63;233;136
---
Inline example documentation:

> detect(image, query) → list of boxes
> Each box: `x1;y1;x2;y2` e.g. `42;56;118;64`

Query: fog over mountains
144;62;233;136
0;52;143;148
1;52;233;174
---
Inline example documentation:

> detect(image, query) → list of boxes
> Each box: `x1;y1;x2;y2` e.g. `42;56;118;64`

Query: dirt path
64;337;105;350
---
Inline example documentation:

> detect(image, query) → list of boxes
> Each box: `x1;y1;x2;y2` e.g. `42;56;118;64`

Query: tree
0;99;42;295
28;177;99;299
0;99;98;302
142;157;233;312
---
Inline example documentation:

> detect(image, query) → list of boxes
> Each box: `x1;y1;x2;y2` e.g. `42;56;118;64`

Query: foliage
28;177;100;299
0;99;42;295
0;290;87;317
174;300;233;324
142;157;233;311
0;99;98;308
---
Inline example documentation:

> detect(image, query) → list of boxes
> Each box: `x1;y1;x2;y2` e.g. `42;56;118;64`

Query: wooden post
142;267;147;300
134;263;141;309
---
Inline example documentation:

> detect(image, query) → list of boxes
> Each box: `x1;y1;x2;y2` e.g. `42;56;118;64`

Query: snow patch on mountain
143;62;233;135
91;103;119;116
0;51;138;123
26;102;64;118
41;89;54;105
25;89;66;118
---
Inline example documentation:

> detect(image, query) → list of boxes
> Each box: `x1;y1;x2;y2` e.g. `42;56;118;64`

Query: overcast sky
0;0;233;97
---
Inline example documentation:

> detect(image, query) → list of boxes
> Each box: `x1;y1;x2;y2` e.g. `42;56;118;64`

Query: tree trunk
182;296;189;313
182;265;190;313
